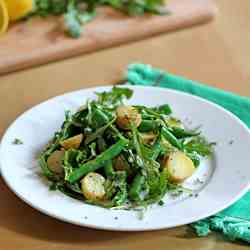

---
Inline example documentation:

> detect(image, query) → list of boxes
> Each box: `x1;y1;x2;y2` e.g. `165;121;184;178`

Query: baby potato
60;134;83;150
113;155;126;171
164;151;195;183
116;106;142;130
140;132;156;144
47;150;64;174
81;173;106;201
113;155;132;176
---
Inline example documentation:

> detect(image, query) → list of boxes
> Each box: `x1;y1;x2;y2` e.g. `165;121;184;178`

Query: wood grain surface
1;0;250;250
0;0;216;75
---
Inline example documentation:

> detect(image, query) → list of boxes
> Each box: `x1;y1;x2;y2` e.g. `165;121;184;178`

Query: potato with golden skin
116;106;142;130
60;134;83;150
163;151;195;183
113;155;127;171
113;155;133;176
47;150;64;174
81;173;106;201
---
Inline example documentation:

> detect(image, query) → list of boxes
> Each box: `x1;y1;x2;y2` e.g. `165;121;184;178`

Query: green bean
97;137;115;177
161;127;183;150
131;122;143;158
66;138;128;183
104;161;115;177
151;137;161;160
170;127;200;139
138;120;157;132
144;108;161;118
38;156;54;179
129;174;145;201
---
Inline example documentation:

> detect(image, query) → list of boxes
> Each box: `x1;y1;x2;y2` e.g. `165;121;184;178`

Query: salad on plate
39;87;214;209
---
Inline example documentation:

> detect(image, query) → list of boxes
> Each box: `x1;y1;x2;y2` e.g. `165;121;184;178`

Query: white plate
1;85;250;231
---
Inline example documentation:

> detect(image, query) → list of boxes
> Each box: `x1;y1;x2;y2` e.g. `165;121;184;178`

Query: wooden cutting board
0;0;216;75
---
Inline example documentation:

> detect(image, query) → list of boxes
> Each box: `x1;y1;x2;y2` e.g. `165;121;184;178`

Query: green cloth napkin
126;63;250;244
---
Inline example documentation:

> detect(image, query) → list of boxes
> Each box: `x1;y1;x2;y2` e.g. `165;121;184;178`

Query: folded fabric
126;63;250;244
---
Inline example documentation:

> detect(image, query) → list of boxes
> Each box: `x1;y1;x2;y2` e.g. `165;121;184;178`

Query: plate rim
1;85;250;231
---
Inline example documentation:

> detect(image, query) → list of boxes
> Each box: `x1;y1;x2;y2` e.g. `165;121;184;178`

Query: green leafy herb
184;136;215;157
158;200;164;206
95;87;133;109
33;0;169;38
12;138;23;145
137;209;145;220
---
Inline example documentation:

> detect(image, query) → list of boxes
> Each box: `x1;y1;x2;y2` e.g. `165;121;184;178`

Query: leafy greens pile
39;87;214;209
33;0;168;38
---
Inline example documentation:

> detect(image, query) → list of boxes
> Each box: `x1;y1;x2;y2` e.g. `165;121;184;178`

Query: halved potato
164;151;195;183
81;172;106;201
47;150;64;174
60;134;83;150
113;155;132;176
116;106;142;130
113;155;126;171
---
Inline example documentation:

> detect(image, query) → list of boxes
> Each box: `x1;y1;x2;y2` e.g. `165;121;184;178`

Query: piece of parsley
12;138;23;145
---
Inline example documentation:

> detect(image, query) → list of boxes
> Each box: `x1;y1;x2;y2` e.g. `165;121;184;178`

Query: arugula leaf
156;104;172;115
64;0;82;38
38;155;54;179
34;0;169;38
95;87;133;109
184;136;215;157
78;11;96;24
50;0;68;15
105;171;128;206
12;138;23;145
187;151;201;167
89;142;97;157
85;118;116;145
62;148;87;179
101;0;123;9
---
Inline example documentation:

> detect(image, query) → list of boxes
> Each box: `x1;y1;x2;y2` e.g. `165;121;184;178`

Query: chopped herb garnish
12;138;23;145
49;182;58;191
158;200;164;206
137;210;145;220
170;189;184;198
